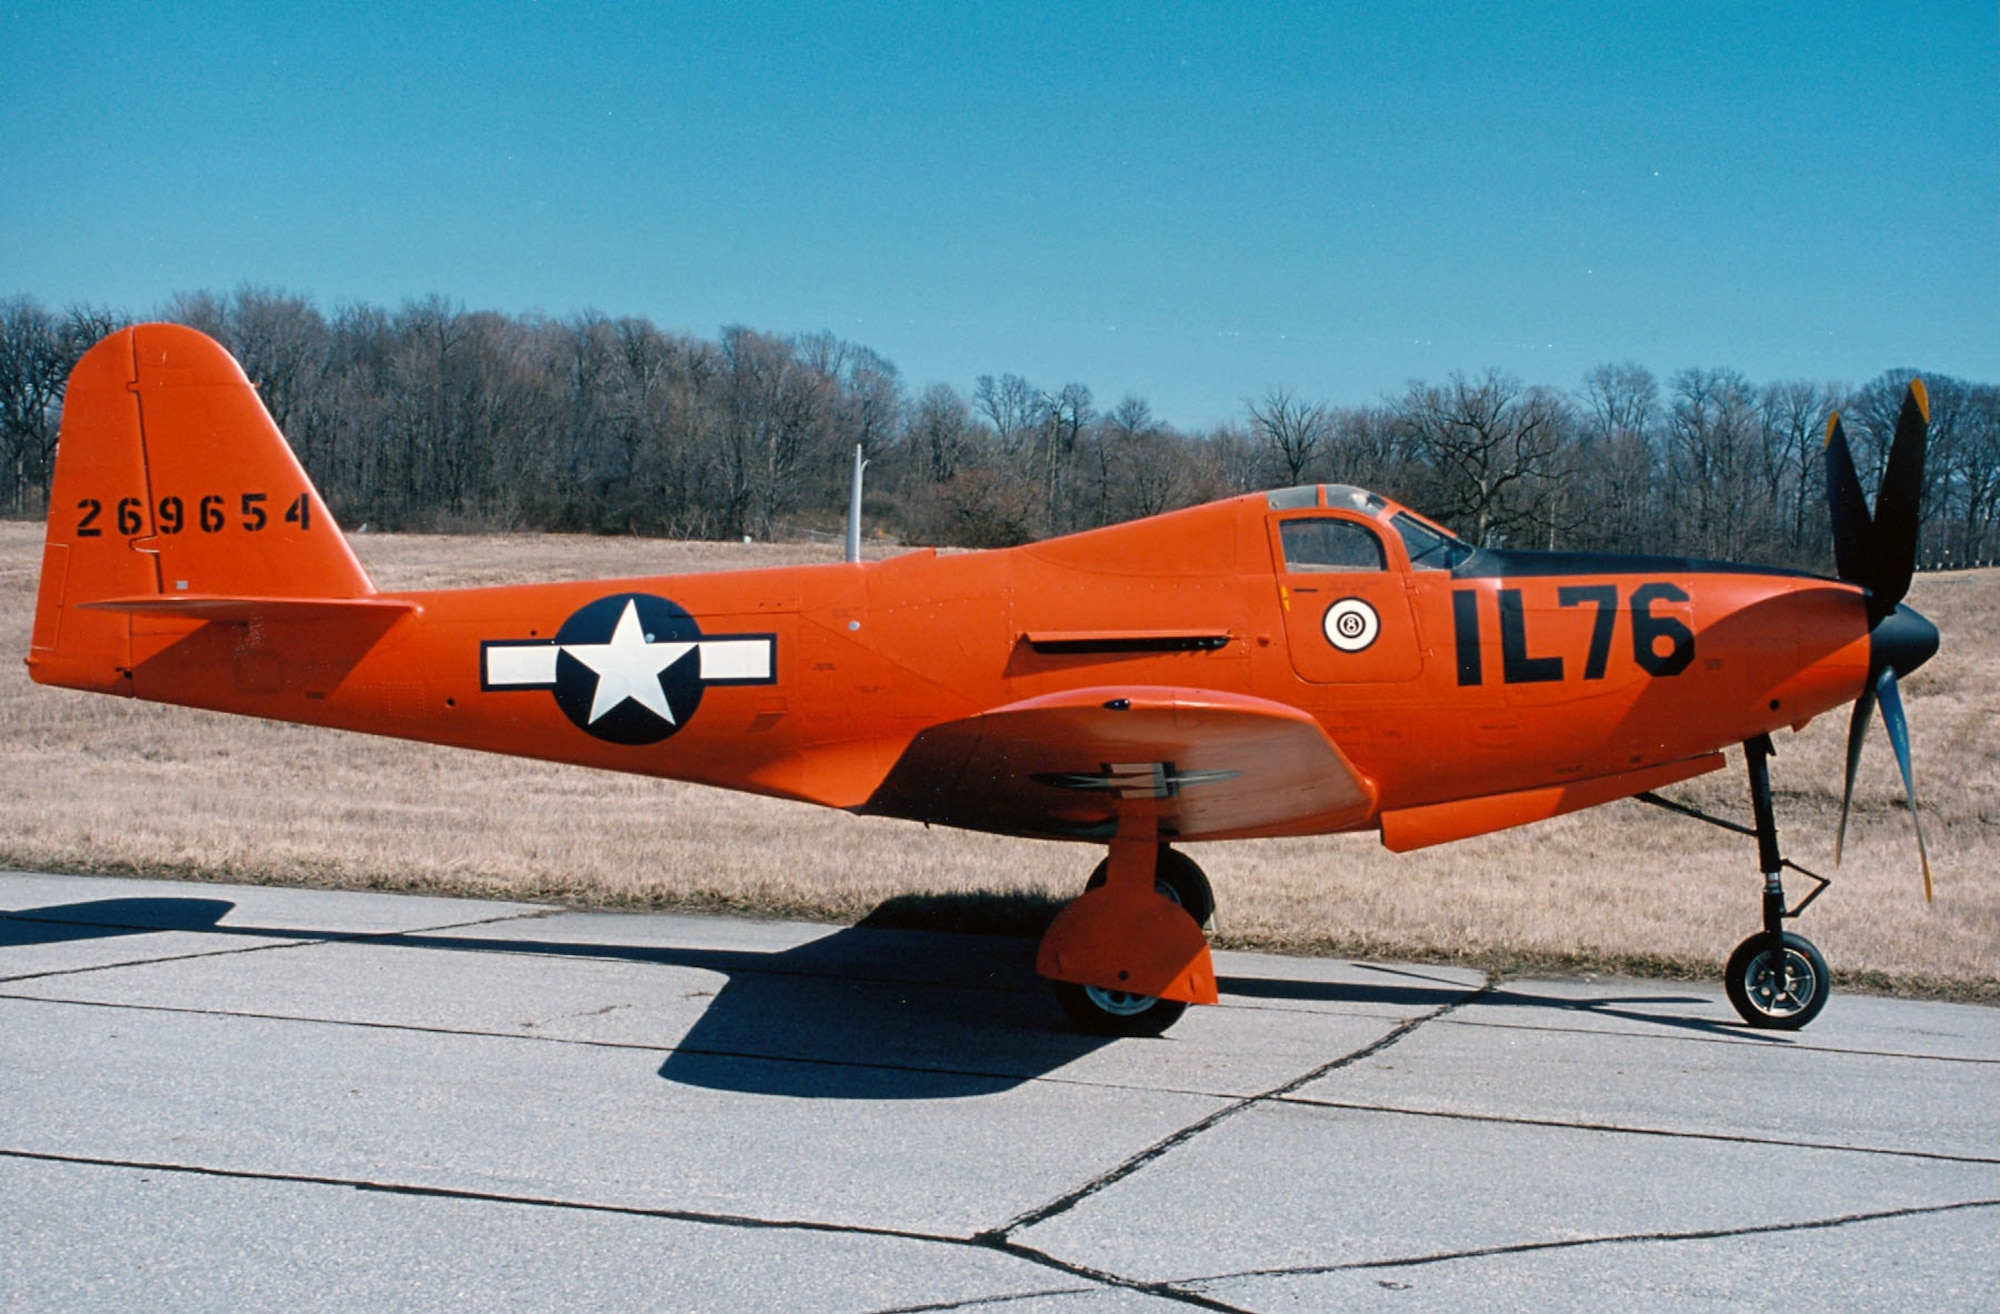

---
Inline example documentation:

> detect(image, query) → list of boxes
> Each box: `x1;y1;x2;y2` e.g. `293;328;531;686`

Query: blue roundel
550;593;705;745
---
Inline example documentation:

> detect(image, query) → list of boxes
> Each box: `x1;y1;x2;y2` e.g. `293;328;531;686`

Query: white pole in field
845;444;868;564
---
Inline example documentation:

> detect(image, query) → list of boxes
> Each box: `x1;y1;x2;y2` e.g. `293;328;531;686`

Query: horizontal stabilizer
80;594;418;623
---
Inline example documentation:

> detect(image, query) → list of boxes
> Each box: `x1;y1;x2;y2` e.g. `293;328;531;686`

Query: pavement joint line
861;1285;1100;1313
965;1237;1256;1313
1268;1095;2000;1165
0;907;565;985
981;978;1497;1241
0;990;1267;1102
1435;1011;2000;1065
4;914;1059;1000
1169;1197;2000;1288
0;1146;1247;1312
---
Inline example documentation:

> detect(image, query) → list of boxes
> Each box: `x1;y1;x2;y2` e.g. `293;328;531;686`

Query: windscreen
1391;512;1473;570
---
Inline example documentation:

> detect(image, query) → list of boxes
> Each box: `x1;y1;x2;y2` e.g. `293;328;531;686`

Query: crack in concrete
1172;1198;2000;1288
863;1285;1098;1312
982;980;1496;1242
1434;1012;2000;1066
0;991;1242;1101
0;1146;1250;1313
1272;1095;2000;1166
0;908;560;984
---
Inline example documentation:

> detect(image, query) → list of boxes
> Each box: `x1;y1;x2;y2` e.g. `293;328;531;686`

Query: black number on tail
158;496;183;534
200;495;224;533
117;497;143;535
283;493;311;530
76;498;102;537
241;492;267;531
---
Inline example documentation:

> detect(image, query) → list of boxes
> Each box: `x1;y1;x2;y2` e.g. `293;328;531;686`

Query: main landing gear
1649;734;1833;1030
1039;841;1217;1037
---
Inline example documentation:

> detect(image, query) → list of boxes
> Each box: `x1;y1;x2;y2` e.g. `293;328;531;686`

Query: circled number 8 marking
1322;597;1379;652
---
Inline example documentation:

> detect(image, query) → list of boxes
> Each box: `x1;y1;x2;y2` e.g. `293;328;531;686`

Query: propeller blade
1873;668;1934;902
1867;381;1930;619
1834;667;1878;868
1824;412;1872;587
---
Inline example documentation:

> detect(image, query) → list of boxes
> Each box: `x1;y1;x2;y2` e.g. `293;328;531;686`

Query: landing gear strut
1640;734;1833;1030
1083;845;1216;929
1726;735;1831;1029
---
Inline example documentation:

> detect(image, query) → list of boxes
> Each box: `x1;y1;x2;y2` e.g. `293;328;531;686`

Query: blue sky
3;2;1993;427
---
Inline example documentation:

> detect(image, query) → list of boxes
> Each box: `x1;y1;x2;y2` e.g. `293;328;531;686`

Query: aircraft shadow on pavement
1220;965;1787;1043
1;895;1791;1102
0;893;1113;1098
0;896;237;947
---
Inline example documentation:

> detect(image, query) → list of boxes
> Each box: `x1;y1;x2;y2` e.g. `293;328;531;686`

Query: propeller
1824;380;1939;899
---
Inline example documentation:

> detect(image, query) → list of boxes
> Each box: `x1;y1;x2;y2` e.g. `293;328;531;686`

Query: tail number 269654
75;492;312;538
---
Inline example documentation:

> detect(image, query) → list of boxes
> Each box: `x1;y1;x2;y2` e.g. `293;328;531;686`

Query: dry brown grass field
2;520;1993;997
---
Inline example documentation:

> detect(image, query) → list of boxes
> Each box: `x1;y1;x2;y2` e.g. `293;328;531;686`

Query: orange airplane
26;325;1939;1035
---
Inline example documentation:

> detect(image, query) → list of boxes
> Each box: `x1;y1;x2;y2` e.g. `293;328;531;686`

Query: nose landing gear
1645;734;1833;1030
1724;735;1832;1029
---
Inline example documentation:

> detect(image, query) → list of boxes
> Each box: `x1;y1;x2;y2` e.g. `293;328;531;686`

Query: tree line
2;289;1994;570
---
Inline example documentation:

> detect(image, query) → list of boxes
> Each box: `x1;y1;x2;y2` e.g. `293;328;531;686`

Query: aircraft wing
860;686;1376;842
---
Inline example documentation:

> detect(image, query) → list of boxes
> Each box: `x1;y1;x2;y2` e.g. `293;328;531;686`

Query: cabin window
1391;512;1473;571
1279;519;1385;572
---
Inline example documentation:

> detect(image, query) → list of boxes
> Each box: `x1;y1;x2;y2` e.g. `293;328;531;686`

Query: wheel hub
1745;946;1817;1017
1084;985;1162;1016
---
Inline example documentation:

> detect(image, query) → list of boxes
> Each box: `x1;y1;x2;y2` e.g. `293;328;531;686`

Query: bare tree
1246;387;1331;485
973;372;1041;456
1038;381;1092;532
911;383;974;484
1663;367;1763;560
1759;379;1843;562
1916;375;2000;567
1394;370;1570;546
0;298;122;513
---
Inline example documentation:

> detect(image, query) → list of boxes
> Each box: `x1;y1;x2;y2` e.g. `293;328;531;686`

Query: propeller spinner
1824;381;1940;898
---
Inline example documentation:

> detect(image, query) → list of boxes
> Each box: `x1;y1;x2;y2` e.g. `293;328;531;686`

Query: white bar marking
486;645;558;686
699;639;773;681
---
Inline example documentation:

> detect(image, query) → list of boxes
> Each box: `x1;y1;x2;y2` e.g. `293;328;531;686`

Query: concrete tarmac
2;870;1993;1311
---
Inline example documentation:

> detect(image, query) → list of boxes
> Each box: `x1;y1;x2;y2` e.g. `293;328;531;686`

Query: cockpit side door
1266;513;1424;683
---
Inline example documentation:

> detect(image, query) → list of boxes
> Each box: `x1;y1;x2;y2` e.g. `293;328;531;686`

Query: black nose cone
1872;603;1939;677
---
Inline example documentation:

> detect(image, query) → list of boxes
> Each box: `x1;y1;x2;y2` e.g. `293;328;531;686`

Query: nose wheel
1724;931;1829;1030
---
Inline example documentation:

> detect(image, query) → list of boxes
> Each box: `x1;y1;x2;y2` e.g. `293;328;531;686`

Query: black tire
1053;980;1189;1037
1083;846;1215;930
1724;931;1830;1030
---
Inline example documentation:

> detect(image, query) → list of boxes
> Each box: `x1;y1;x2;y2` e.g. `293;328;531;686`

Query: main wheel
1083;846;1215;929
1053;980;1189;1037
1058;847;1211;1036
1724;931;1830;1030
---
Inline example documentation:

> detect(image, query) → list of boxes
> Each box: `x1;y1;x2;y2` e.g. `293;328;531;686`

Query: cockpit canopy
1264;484;1474;572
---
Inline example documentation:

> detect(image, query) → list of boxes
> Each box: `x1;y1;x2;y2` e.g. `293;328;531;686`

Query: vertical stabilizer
29;324;376;692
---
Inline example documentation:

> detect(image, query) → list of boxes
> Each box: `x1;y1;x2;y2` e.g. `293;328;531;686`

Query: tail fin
29;324;377;692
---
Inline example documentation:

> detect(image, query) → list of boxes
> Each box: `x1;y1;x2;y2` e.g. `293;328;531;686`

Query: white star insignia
560;599;694;724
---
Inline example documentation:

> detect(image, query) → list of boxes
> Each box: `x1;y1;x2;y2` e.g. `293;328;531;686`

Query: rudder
29;324;375;692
